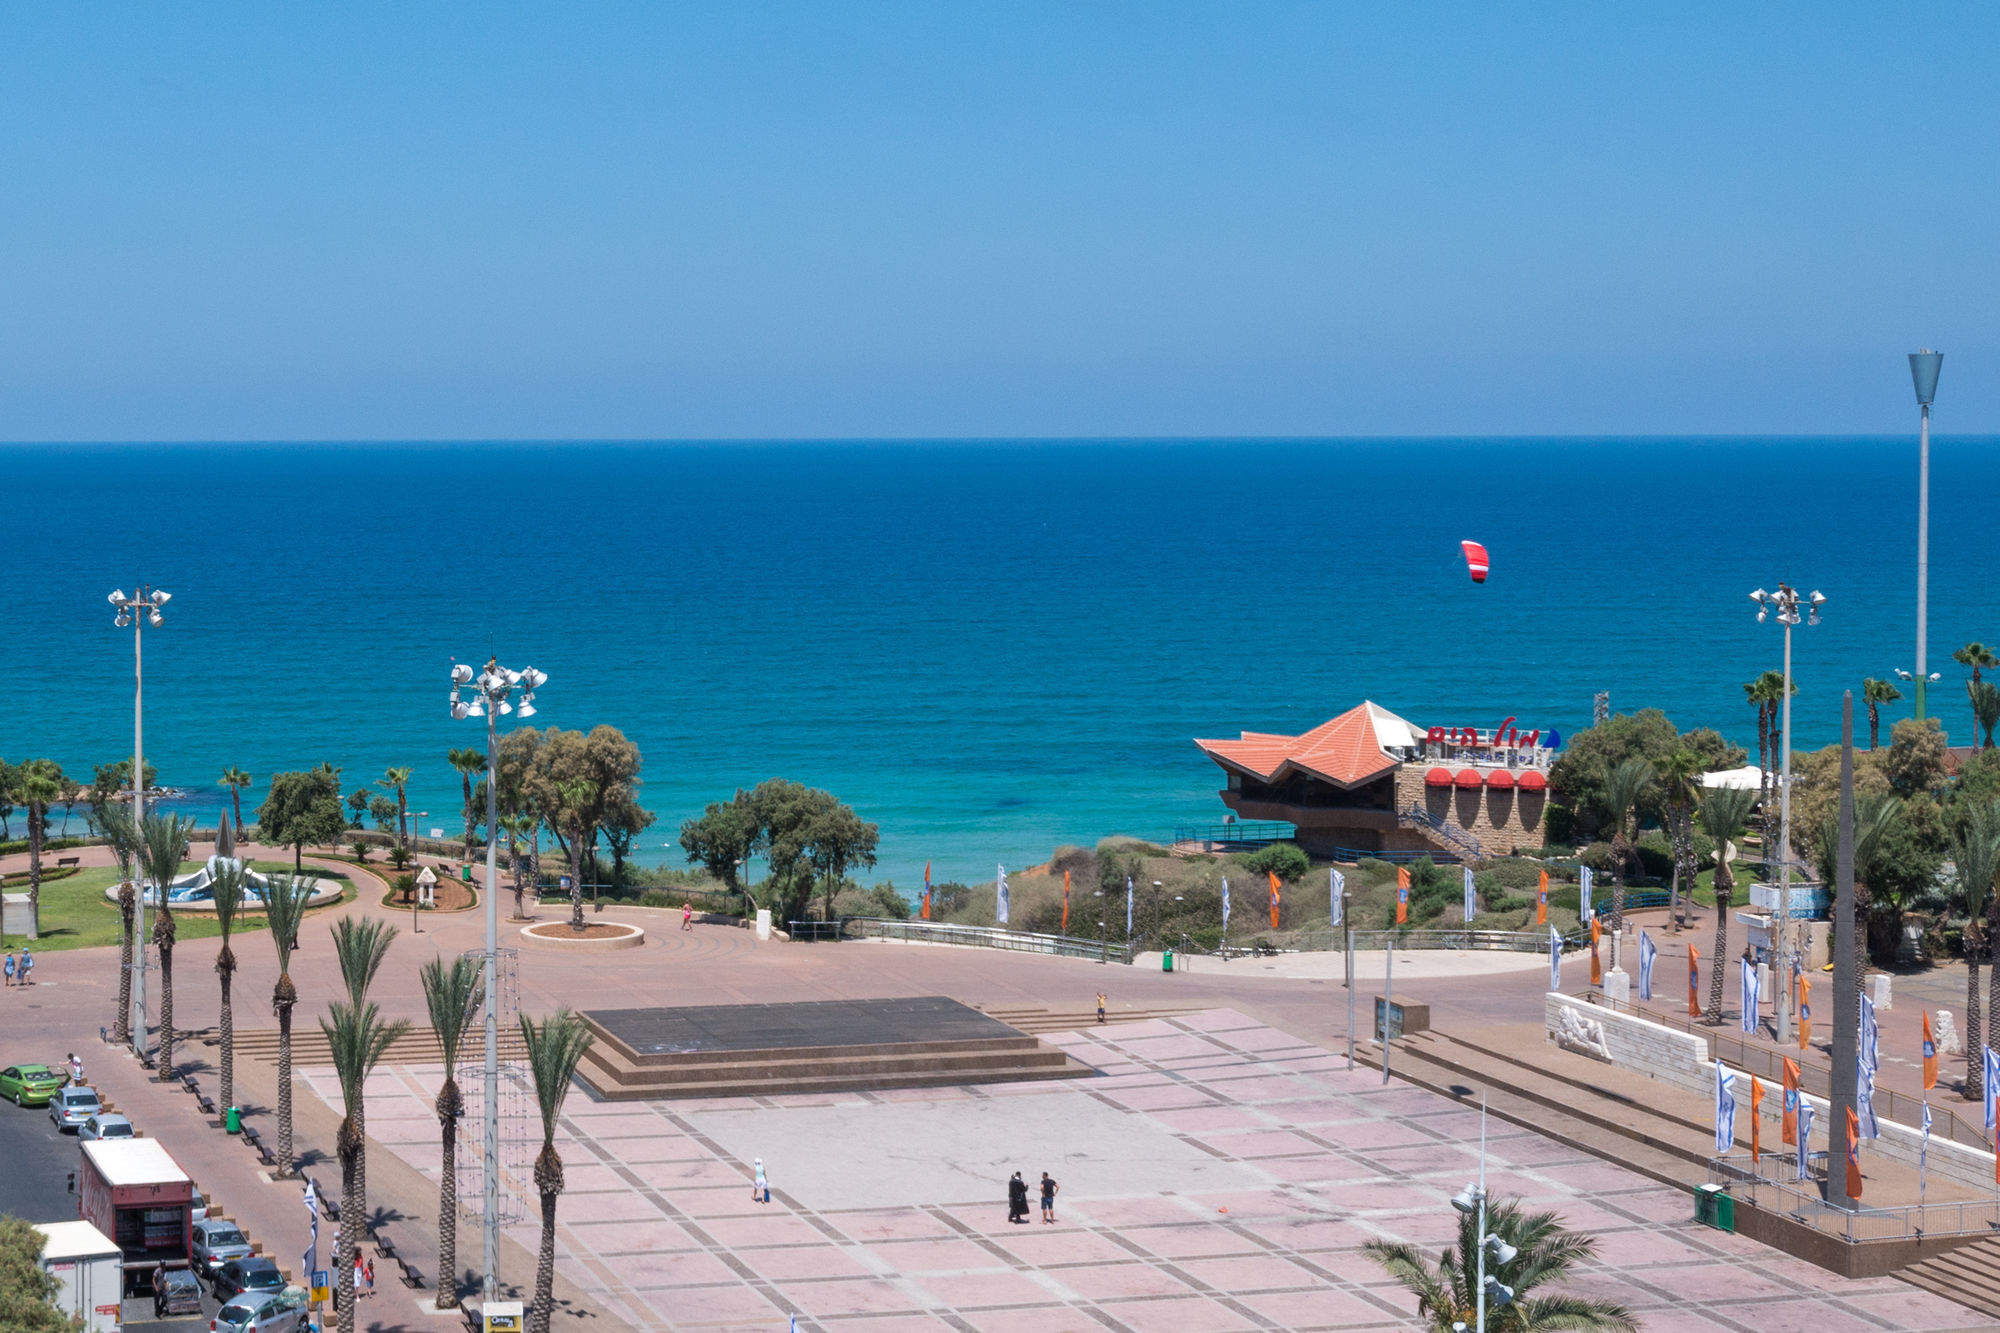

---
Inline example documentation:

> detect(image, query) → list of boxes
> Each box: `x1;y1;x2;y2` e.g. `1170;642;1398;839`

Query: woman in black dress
1007;1171;1029;1223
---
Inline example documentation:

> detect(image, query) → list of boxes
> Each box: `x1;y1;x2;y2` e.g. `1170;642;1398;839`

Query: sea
5;438;1994;892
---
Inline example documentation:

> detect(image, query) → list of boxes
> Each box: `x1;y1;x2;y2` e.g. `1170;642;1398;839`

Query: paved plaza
312;1008;1985;1333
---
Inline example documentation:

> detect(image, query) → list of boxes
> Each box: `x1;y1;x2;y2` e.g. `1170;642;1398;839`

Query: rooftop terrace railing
1170;821;1294;849
1707;1151;2000;1242
788;916;1134;964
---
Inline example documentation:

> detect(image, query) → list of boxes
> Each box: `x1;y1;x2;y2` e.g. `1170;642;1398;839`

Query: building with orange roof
1193;702;1556;861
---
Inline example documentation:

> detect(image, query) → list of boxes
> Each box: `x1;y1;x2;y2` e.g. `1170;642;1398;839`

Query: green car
0;1064;65;1107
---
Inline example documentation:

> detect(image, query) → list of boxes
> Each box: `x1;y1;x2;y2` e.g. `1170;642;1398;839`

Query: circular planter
519;920;646;950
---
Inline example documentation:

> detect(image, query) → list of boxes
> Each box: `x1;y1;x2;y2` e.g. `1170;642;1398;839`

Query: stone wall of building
1391;767;1546;858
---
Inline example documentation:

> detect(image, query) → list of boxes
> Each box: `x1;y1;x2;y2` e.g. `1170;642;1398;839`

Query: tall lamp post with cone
1909;349;1943;722
1750;583;1823;1043
449;657;547;1306
108;586;169;1060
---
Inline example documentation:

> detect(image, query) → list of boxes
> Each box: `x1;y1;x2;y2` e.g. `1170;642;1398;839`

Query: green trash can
1162;950;1174;973
1694;1183;1733;1232
224;1106;242;1135
462;865;474;881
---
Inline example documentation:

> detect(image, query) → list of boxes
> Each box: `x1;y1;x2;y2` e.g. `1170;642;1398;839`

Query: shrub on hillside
1239;843;1310;882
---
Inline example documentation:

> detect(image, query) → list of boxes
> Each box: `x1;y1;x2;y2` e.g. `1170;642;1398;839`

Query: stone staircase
974;1004;1203;1034
1898;1237;2000;1321
223;1026;526;1067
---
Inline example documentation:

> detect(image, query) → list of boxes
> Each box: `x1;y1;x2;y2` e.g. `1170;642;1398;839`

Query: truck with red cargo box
77;1137;196;1295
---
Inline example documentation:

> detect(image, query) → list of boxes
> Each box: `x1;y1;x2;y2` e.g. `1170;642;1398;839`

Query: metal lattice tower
1593;691;1610;726
456;946;532;1224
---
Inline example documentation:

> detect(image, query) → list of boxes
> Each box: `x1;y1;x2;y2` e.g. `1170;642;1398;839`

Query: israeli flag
1548;924;1562;992
1715;1063;1738;1154
303;1178;318;1283
996;865;1009;924
1860;993;1879;1074
1921;1101;1932;1176
1796;1100;1815;1181
1463;865;1477;923
1125;875;1134;937
1985;1047;2000;1132
1580;865;1593;922
1330;869;1344;927
1740;960;1760;1034
1638;931;1657;1001
1857;1058;1880;1140
1221;877;1230;933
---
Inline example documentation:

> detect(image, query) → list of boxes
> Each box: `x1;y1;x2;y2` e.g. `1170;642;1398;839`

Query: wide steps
224;1028;526;1067
974;1006;1201;1033
580;1040;1071;1088
578;1057;1094;1102
1898;1237;2000;1320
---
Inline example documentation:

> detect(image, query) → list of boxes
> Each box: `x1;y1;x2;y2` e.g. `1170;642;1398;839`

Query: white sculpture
1935;1009;1962;1056
1553;1006;1612;1062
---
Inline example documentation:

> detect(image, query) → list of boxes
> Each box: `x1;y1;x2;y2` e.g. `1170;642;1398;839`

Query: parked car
192;1218;254;1277
152;1265;203;1318
78;1112;134;1141
191;1186;210;1221
212;1255;285;1303
213;1287;311;1333
0;1063;65;1107
48;1084;102;1130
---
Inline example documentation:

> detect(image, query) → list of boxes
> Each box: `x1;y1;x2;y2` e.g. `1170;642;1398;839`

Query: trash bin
1162;950;1174;973
462;865;474;881
224;1106;242;1135
1694;1183;1733;1232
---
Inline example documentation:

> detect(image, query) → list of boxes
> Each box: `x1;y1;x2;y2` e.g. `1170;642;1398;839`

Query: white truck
35;1219;124;1333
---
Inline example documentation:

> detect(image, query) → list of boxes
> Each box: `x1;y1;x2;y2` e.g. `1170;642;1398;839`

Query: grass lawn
0;862;355;952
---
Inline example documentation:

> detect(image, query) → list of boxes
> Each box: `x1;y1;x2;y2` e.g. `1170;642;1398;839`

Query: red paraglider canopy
1461;540;1490;583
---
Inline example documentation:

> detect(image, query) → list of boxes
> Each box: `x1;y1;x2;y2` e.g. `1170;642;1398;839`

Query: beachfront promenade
0;842;1989;1331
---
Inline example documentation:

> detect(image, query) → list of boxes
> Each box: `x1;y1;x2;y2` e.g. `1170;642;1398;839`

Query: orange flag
1536;868;1549;925
1923;1011;1938;1090
1781;1057;1800;1145
1268;870;1282;930
1062;869;1070;933
1589;915;1603;986
1749;1076;1764;1164
1845;1107;1863;1199
921;861;932;920
1798;976;1812;1052
1687;944;1700;1017
1396;866;1410;924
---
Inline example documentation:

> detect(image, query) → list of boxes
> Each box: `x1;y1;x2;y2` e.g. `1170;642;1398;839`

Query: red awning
1516;770;1548;791
1485;769;1515;790
1424;767;1454;787
1453;768;1483;789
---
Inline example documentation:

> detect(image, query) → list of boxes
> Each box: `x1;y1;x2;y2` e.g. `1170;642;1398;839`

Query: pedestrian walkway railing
1584;989;1989;1151
1169;821;1294;848
1329;847;1467;866
1348;927;1586;953
1707;1152;2000;1241
788;917;1133;964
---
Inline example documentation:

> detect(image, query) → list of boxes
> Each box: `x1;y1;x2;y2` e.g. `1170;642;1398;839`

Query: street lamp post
449;657;547;1307
1749;584;1823;1043
1909;350;1943;722
108;586;168;1060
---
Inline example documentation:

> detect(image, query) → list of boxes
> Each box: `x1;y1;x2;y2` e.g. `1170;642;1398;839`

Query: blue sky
2;4;1996;439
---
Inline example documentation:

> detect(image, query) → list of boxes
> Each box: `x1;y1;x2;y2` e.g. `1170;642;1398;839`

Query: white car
213;1286;311;1333
79;1112;134;1141
49;1085;101;1131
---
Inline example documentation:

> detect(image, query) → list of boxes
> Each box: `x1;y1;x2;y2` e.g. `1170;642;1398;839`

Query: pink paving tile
1237;1285;1406;1328
814;1318;959;1333
1047;1260;1198;1300
1223;1025;1319;1053
1313;1116;1441;1149
1094;1294;1257;1332
731;1244;874;1281
1124;1224;1263;1261
562;1112;673;1137
1698;1299;1884;1333
673;1185;776;1219
1173;1010;1257;1033
1839;1286;1993;1328
605;1135;711;1164
1095;1085;1226;1112
596;1246;740;1288
1171;1253;1323;1291
550;1189;667;1223
632;1157;751;1189
910;1269;1056;1308
553;1162;631;1193
700;1212;831;1247
868;1236;1006;1272
1065;1195;1205;1227
640;1282;783;1326
1114;1017;1208;1038
1116;1034;1232;1060
776;1276;929;1317
984;1228;1136;1267
1586;1226;1714;1267
562;1217;701;1254
1662;1262;1815;1301
1313;1179;1455;1212
959;1306;1098;1333
1195;1128;1329;1159
1149;1105;1274;1134
830;1208;962;1242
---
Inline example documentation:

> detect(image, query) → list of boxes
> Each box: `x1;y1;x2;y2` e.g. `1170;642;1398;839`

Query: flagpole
1381;939;1392;1087
1345;926;1355;1072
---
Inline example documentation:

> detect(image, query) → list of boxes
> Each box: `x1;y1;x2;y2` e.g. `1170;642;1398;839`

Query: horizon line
1;432;1993;448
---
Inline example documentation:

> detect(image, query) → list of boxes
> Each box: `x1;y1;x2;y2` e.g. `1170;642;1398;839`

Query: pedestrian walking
1007;1172;1029;1224
3;953;14;987
20;948;32;985
362;1254;374;1298
1095;991;1107;1025
1039;1172;1058;1224
353;1251;366;1298
753;1157;769;1204
682;902;694;932
68;1052;83;1085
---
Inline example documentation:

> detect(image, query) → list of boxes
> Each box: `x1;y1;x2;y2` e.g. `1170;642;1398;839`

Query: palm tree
1953;802;2000;1103
449;748;486;857
501;813;537;919
218;767;253;840
1811;795;1903;999
1697;787;1754;1025
522;1008;594;1333
1744;675;1777;813
211;861;248;1113
263;872;316;1175
96;804;140;1043
18;760;63;941
137;813;194;1079
1956;643;1998;743
330;918;398;1217
322;998;410;1333
1971;681;2000;750
1861;678;1903;751
553;779;598;932
377;767;414;854
1657;749;1703;933
1364;1195;1635;1332
1601;758;1655;934
420;956;483;1310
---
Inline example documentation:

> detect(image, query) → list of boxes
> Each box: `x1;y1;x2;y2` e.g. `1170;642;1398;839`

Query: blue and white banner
1463;865;1477;923
1126;875;1134;937
1580;866;1593;923
303;1178;318;1288
1796;1100;1815;1181
1548;924;1562;992
1985;1048;2000;1132
1638;931;1656;1001
1857;1057;1880;1140
996;866;1009;924
1330;869;1344;927
1921;1101;1932;1178
1860;994;1879;1074
1739;960;1759;1034
1221;877;1230;933
1715;1063;1738;1154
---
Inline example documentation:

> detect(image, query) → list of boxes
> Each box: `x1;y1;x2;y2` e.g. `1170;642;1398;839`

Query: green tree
680;793;760;908
807;798;880;920
0;1215;73;1333
1861;678;1903;751
219;766;253;839
345;788;370;828
1952;801;2000;1104
600;790;657;898
449;748;486;857
330;918;398;1211
500;813;537;919
1973;681;2000;750
1364;1195;1635;1332
1547;710;1741;841
378;766;414;852
1656;749;1703;933
554;778;598;930
1956;642;1998;744
264;872;316;1175
521;1009;594;1333
522;725;644;915
16;759;65;940
138;813;194;1079
211;861;248;1113
1697;786;1754;1025
1811;795;1908;978
322;998;409;1333
368;794;399;831
257;769;348;871
1241;843;1311;883
0;759;18;840
1602;758;1656;932
421;954;483;1310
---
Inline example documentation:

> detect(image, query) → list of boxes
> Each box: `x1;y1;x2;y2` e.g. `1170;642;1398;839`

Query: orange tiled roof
1194;702;1403;790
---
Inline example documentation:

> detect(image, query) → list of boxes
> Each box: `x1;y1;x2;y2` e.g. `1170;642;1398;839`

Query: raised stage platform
576;996;1096;1101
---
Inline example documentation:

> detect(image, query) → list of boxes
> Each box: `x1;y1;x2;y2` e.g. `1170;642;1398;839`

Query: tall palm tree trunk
230;786;244;840
28;803;43;937
337;1124;361;1333
569;834;585;932
1707;876;1730;1025
1967;923;1984;1103
155;921;176;1080
218;964;235;1110
276;982;296;1171
115;887;135;1044
1988;899;2000;1077
436;1079;462;1308
532;1147;564;1333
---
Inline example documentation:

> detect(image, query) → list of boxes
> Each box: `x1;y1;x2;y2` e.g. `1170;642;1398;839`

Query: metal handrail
1707;1152;2000;1242
792;917;1133;964
1331;846;1466;866
1584;989;1989;1150
1350;927;1585;953
1171;821;1295;847
1398;805;1483;859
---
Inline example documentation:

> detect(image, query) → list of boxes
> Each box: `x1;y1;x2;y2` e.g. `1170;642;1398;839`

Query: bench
181;1074;200;1095
196;1094;217;1117
370;1230;397;1259
56;856;82;868
397;1257;425;1289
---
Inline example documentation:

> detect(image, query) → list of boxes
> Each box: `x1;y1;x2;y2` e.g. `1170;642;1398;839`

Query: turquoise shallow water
5;438;1995;890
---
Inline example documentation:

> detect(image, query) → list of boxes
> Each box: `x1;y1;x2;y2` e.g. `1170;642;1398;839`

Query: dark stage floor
586;995;1023;1055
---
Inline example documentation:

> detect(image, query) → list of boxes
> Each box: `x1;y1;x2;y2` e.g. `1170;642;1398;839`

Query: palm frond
1510;1293;1637;1332
262;872;316;974
137;813;196;916
519;1008;595;1146
320;1000;413;1118
421;954;485;1075
211;862;247;945
329;916;398;1007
